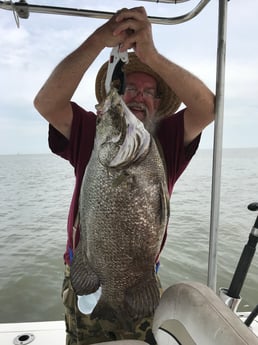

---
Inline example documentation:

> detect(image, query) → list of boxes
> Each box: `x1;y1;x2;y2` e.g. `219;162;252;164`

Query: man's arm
34;14;127;139
147;54;215;146
115;7;215;145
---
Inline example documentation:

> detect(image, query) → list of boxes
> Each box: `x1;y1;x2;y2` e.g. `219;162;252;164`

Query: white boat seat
153;281;258;345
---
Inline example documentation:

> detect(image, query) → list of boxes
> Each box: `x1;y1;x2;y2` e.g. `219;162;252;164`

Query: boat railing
0;0;211;25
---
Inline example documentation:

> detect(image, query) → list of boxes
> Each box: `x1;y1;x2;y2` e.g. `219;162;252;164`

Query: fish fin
90;297;117;322
124;275;161;320
111;170;135;188
91;298;134;332
70;239;100;295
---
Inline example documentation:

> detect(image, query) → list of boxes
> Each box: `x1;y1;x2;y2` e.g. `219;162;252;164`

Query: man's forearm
147;52;214;118
146;52;215;144
34;33;104;117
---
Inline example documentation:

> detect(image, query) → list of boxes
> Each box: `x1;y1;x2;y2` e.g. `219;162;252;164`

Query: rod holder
219;287;241;313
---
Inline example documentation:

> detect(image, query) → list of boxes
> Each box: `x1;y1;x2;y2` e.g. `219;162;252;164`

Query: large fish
70;87;170;325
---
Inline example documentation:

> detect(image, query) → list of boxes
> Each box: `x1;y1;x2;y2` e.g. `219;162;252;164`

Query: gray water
0;148;257;323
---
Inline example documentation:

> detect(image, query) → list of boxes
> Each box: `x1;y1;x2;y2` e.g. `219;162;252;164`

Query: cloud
0;0;258;154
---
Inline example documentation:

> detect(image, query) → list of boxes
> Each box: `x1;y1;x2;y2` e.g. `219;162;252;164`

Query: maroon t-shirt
49;102;200;265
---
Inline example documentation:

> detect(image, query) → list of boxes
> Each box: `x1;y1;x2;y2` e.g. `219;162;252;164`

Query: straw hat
95;52;181;118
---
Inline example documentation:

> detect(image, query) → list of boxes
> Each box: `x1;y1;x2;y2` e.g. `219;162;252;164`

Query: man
34;7;215;345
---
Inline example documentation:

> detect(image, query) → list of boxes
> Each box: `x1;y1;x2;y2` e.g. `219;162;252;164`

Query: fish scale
70;87;170;324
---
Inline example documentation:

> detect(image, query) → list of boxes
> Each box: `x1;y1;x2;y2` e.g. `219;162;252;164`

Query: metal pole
0;0;211;25
207;0;228;290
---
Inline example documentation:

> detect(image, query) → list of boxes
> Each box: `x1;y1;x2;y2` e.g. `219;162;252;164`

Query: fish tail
90;297;117;322
91;297;134;332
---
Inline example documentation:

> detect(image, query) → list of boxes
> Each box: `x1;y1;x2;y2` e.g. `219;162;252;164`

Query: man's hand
93;9;129;49
113;7;157;63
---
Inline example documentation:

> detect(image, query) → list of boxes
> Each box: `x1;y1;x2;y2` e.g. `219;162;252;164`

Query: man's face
122;72;160;124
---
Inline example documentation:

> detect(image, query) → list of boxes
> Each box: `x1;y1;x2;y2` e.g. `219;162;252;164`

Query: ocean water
0;148;257;323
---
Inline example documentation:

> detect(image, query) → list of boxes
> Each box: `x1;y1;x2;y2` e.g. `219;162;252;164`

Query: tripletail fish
70;87;170;326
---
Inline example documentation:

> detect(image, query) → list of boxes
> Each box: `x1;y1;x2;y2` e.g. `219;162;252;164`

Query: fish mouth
95;88;151;168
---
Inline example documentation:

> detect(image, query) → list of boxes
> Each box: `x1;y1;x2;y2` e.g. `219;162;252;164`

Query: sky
0;0;257;154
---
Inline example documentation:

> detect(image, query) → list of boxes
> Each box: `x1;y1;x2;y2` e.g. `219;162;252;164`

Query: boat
0;0;257;344
1;280;258;345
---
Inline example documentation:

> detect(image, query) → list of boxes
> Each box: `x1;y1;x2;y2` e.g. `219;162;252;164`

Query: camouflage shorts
62;266;162;345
